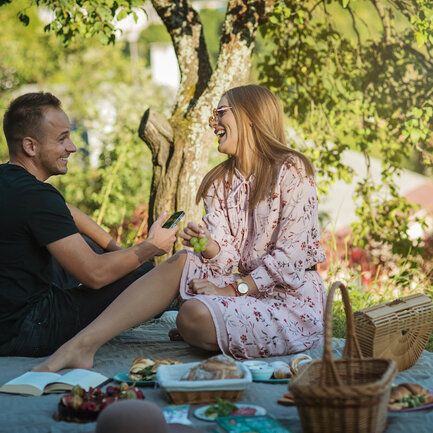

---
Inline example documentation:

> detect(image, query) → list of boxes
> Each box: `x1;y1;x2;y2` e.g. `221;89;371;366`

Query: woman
33;85;326;372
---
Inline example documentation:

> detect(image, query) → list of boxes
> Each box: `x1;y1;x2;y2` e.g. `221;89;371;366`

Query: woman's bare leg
176;299;219;351
32;252;187;372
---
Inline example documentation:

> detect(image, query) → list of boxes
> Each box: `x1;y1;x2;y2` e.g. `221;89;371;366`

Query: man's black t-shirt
0;163;78;344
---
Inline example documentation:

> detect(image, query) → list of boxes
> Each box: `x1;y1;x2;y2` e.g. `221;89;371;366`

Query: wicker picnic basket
290;281;398;433
156;362;252;405
354;294;433;371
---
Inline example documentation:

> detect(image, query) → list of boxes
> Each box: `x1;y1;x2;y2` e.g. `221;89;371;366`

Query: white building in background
150;42;180;90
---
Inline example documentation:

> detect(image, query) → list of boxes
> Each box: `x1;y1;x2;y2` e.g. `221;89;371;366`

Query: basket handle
320;281;363;386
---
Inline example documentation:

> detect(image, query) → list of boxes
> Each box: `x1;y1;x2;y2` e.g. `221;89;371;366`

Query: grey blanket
1;315;432;433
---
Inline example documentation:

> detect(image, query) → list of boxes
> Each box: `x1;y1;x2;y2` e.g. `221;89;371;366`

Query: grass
325;236;433;352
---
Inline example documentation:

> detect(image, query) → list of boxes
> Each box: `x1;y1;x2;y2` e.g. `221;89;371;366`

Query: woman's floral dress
179;158;327;359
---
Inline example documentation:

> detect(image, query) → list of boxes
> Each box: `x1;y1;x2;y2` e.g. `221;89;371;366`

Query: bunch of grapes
190;236;208;254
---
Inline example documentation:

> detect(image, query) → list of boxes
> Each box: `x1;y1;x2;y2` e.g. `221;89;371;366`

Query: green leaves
9;0;145;46
204;397;238;419
18;12;29;25
402;103;433;164
258;0;433;264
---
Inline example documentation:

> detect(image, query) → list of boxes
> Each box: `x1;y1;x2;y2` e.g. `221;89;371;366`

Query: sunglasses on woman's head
209;106;232;127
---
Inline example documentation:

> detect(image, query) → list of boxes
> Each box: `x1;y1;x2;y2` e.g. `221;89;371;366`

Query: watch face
237;282;249;295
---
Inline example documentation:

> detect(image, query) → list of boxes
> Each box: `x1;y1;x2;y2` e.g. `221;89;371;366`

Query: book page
0;372;61;396
44;369;108;393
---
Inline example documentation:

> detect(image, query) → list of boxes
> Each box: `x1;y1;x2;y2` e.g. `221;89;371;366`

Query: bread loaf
183;355;243;381
269;362;292;379
289;355;312;376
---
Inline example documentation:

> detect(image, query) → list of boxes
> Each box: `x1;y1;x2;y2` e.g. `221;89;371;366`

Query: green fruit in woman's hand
191;236;208;253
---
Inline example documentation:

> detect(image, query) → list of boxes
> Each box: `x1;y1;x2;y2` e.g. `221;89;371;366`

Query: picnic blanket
1;313;433;433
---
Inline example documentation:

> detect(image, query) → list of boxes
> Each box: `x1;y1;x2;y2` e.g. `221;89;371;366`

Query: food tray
156;361;252;405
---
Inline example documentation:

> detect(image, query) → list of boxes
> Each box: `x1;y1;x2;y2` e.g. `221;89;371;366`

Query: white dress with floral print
179;158;327;359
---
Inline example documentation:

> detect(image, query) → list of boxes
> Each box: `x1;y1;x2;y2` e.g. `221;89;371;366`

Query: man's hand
147;212;178;256
47;211;178;290
188;279;235;296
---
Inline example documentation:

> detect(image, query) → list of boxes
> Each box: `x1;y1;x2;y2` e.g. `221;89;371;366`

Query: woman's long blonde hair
196;85;314;208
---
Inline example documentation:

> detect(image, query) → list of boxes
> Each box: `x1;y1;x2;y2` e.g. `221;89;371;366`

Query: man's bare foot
168;327;184;342
32;339;95;372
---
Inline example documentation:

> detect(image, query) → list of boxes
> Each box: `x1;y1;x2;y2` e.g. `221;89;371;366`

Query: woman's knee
176;299;211;333
176;300;218;351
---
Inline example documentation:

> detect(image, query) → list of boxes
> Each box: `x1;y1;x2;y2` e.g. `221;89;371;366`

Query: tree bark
140;0;277;260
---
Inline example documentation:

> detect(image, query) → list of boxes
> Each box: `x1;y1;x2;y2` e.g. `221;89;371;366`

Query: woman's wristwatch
235;279;249;296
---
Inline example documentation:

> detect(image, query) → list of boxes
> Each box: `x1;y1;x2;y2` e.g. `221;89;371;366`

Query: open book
0;369;109;396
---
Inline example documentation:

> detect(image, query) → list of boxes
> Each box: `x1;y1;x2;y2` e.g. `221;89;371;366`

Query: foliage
47;58;167;246
1;0;145;45
197;7;226;67
258;0;433;262
0;0;168;246
324;232;433;349
3;0;433;259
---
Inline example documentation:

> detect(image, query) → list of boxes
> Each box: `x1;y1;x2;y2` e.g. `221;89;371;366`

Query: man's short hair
3;92;62;155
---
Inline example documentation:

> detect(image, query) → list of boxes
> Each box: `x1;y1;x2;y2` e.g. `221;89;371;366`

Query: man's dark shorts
0;237;153;357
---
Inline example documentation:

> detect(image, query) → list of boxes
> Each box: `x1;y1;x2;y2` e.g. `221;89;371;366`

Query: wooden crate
354;294;433;371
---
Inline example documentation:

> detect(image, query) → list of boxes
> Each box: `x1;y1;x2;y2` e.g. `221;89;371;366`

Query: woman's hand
180;222;219;258
188;279;235;296
179;222;210;246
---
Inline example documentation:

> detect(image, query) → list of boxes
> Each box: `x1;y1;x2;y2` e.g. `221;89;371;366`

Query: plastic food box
156;361;252;405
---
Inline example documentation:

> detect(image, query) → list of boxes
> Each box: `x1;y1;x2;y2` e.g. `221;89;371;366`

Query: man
0;92;178;357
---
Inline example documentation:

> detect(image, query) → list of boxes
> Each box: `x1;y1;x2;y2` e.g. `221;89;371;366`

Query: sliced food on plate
129;357;180;381
194;397;266;421
388;383;433;411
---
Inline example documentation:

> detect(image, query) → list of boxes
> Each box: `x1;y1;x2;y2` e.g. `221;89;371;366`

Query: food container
156;361;252;405
354;294;433;371
243;360;268;369
249;365;274;380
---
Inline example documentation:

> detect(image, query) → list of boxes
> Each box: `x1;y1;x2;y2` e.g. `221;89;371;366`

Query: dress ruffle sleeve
250;163;325;293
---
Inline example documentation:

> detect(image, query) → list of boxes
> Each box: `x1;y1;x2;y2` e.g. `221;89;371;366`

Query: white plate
194;404;266;422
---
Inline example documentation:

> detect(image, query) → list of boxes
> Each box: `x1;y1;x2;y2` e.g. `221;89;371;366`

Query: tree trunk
139;0;277;262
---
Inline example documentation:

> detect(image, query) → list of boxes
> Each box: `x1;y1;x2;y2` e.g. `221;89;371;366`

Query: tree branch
138;108;173;168
206;0;277;95
151;0;212;114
